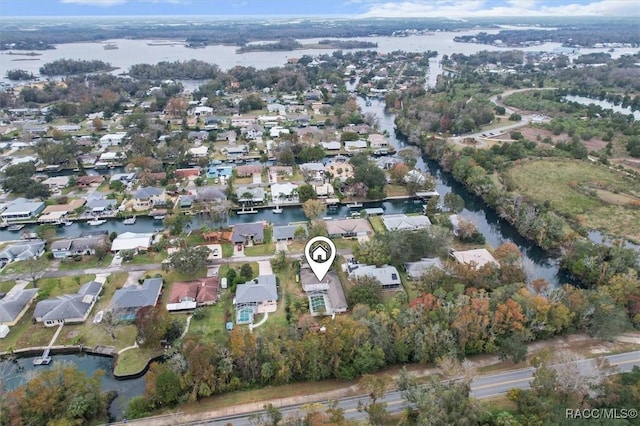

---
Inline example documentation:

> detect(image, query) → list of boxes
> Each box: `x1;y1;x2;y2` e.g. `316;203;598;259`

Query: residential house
76;175;105;188
188;131;209;142
204;116;227;129
313;182;334;197
266;103;286;114
344;140;368;152
166;277;218;311
368;133;389;149
196;187;227;202
206;164;233;179
133;186;165;211
111;232;155;253
192;106;213;116
234;274;278;324
321;141;341;151
110;277;163;321
348;263;402;290
273;224;306;241
300;162;326;182
405;258;445;280
175;168;200;180
271;182;298;202
217;130;237;143
244;124;264;140
99;132;126;148
381;214;432;231
34;280;103;326
270;126;290;138
179;195;194;209
42;176;70;190
225;145;249;159
85;198;116;215
236;186;265;204
325;218;373;238
232;222;264;245
0;198;45;221
99;152;123;163
300;267;347;316
109;173;136;184
0;286;38;326
0;240;45;263
188;146;209;158
450;249;499;270
236;165;263;177
230;115;257;128
269;166;293;176
50;236;106;259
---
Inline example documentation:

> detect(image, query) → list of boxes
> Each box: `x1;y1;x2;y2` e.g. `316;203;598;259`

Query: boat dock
33;323;64;366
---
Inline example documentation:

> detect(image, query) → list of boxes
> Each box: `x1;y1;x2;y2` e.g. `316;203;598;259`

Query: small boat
123;217;136;225
7;224;25;232
0;221;8;229
365;97;372;106
153;215;165;221
21;232;38;240
272;205;283;214
93;310;104;324
103;43;118;50
56;220;73;226
347;202;363;209
87;218;106;226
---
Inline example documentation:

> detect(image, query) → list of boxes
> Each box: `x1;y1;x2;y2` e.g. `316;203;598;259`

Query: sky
0;0;638;18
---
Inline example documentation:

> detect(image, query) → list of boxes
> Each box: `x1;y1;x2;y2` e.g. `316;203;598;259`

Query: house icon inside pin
312;245;328;262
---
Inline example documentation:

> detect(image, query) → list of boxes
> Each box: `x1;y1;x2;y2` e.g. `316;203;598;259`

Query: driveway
123;271;145;287
257;260;273;275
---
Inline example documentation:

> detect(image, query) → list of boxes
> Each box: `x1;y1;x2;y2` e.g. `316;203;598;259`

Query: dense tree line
5;69;35;80
1;162;50;199
237;38;302;53
39;59;115;76
129;60;220;80
317;39;378;49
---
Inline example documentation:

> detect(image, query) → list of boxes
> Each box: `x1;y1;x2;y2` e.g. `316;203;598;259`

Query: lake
564;95;640;121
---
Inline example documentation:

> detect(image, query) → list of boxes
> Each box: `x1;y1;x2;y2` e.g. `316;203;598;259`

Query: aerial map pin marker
304;236;337;282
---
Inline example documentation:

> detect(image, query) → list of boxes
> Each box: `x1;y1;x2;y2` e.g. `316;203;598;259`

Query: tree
444;192;465;213
94;244;108;262
389;163;409;184
0;362;110;426
240;263;254;280
398;147;419;169
354;239;390;267
101;310;118;340
135;305;169;347
302;199;325;221
163;212;192;235
35;224;56;243
348;276;382;308
169;245;210;278
24;256;46;288
357;374;391;425
297;184;317;203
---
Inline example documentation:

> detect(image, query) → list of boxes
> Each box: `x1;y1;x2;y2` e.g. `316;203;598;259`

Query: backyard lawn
368;216;386;234
114;346;164;376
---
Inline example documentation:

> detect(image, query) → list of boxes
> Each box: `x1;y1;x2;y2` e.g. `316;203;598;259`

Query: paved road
122;350;640;426
3;248;353;282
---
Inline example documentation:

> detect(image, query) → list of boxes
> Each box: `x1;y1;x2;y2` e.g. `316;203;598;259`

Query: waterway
0;353;146;419
564;94;640;121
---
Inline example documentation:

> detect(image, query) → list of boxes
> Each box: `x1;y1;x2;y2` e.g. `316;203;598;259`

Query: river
0;353;146;419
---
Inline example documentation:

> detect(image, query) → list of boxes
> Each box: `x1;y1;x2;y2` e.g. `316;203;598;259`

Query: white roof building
111;232;155;252
450;249;499;270
381;214;431;231
271;182;298;199
188;146;209;158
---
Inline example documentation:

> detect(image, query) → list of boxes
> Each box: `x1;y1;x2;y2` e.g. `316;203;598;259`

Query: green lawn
128;251;166;265
114;346;164;376
0;280;16;293
221;243;234;258
37;274;95;300
187;298;231;340
58;254;114;270
368;216;386;234
507;159;640;242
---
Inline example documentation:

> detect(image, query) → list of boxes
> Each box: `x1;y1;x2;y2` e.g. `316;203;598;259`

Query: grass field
507;159;640;242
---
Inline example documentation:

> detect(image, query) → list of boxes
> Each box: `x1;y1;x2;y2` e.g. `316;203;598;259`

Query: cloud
359;0;640;18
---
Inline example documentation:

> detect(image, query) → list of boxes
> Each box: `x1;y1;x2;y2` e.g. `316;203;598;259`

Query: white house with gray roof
348;264;402;290
0;240;45;263
0;198;45;221
405;258;445;280
381;214;431;231
301;267;347;316
110;277;163;321
234;274;278;324
50;236;106;259
34;280;103;326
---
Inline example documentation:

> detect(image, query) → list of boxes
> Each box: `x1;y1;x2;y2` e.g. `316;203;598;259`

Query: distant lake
3;30;637;84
